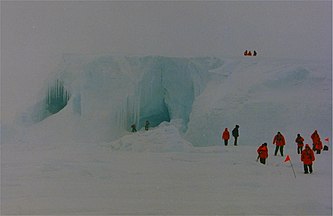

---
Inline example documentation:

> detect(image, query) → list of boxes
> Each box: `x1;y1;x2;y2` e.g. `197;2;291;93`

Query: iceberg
16;55;332;146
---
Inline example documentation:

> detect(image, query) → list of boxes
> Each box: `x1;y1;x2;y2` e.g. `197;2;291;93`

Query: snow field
1;122;331;215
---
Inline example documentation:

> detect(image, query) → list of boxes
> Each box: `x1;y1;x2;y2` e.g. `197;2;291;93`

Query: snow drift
9;55;332;146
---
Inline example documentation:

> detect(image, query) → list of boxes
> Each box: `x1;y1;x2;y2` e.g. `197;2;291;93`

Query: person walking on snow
315;140;323;154
295;134;304;154
301;144;315;174
311;130;322;154
222;128;230;146
273;132;286;156
232;125;240;146
257;143;268;164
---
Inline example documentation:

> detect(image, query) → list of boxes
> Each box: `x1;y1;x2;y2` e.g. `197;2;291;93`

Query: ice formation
18;55;332;146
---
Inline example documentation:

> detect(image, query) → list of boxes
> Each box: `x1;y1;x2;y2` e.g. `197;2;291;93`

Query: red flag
325;137;329;142
284;155;296;178
284;155;291;162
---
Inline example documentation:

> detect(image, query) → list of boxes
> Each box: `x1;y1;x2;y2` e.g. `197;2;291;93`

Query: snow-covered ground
1;55;332;215
1;122;332;215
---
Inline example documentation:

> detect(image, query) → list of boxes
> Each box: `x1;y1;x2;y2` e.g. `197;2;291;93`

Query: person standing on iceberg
301;144;315;174
232;125;240;146
273;132;286;156
222;128;230;146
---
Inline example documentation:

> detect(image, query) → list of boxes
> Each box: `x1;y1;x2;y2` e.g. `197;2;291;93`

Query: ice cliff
17;55;332;146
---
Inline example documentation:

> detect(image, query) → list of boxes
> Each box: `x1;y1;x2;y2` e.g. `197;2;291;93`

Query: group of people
222;125;240;146
244;50;257;56
221;127;327;174
131;120;150;132
255;130;327;174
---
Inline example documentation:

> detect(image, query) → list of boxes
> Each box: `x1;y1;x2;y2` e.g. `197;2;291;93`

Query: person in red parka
311;130;322;154
311;130;320;149
295;133;304;154
222;128;230;146
257;143;268;164
315;140;323;154
273;132;286;156
301;144;315;174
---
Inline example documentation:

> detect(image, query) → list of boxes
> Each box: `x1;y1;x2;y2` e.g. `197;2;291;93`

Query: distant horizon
57;51;333;62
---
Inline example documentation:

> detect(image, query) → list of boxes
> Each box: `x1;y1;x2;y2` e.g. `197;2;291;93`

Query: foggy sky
1;1;332;123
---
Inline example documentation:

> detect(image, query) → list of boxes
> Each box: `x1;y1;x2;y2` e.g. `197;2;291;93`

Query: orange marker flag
284;155;296;178
284;155;291;162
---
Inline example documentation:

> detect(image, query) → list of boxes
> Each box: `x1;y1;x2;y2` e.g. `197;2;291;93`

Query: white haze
1;1;331;124
1;1;332;215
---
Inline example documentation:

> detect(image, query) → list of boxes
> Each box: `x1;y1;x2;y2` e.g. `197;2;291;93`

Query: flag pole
284;155;296;178
289;160;296;178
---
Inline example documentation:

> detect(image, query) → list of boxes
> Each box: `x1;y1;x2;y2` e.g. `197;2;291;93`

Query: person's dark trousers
297;146;303;154
316;149;321;154
304;164;313;174
274;146;284;156
224;140;228;146
234;137;238;146
259;158;266;164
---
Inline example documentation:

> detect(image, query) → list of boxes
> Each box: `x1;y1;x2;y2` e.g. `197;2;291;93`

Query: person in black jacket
131;124;137;132
295;133;304;154
232;125;240;146
145;120;150;131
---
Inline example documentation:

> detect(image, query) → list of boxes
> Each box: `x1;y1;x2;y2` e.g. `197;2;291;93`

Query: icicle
121;107;124;130
131;94;137;126
136;85;141;128
47;83;50;106
127;95;130;129
56;80;59;99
